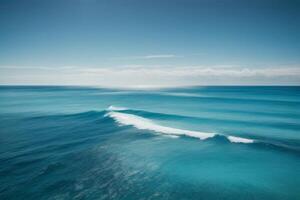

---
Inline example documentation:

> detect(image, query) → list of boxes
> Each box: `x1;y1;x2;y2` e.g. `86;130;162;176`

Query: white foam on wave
163;135;180;139
106;108;254;144
227;136;254;143
106;111;215;140
107;105;128;111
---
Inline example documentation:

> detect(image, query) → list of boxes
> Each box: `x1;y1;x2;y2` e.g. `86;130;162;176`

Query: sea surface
0;86;299;200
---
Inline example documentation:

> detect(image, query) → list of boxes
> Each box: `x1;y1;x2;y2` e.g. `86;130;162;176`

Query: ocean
0;86;299;200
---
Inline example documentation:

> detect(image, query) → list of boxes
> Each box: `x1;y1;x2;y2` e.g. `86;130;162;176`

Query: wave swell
106;106;254;144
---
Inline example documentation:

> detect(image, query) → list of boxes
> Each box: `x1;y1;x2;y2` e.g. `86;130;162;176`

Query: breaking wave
105;108;254;143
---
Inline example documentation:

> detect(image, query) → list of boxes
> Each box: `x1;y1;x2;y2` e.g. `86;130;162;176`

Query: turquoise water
0;86;299;199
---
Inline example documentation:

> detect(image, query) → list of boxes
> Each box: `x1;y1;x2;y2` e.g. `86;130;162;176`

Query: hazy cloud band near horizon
1;65;299;88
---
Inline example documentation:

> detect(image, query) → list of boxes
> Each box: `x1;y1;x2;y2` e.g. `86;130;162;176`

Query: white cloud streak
111;54;179;60
0;65;299;88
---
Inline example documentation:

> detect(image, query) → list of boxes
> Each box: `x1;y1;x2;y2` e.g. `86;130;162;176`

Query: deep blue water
0;86;299;200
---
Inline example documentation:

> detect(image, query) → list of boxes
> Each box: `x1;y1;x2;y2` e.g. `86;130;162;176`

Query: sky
0;0;300;87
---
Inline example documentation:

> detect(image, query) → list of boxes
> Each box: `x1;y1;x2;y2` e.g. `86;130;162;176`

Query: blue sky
0;0;299;87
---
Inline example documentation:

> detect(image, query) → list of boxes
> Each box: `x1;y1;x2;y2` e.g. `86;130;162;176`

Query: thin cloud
0;65;78;70
1;65;299;87
74;65;300;78
111;54;180;60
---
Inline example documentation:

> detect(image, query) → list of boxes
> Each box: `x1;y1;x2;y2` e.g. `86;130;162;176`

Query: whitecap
106;108;254;144
106;111;215;140
106;105;128;111
227;135;254;143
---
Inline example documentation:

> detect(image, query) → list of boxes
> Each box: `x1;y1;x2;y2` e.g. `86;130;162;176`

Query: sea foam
106;111;215;140
106;109;254;144
227;136;254;143
107;105;128;111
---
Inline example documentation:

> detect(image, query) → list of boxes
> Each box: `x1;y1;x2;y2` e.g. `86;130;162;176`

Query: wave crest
227;136;254;143
106;105;128;111
106;109;254;143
